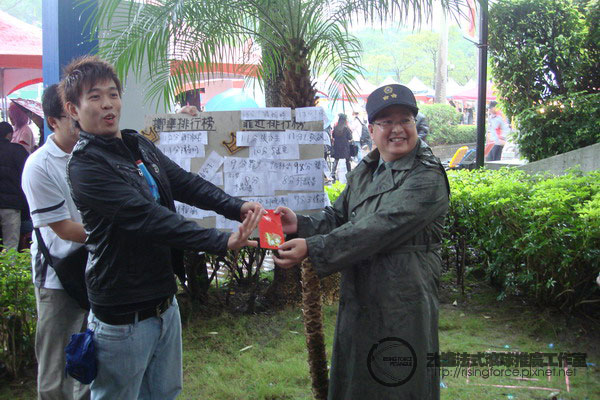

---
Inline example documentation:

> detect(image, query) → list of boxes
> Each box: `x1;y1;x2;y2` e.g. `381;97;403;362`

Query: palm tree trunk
265;263;302;305
266;38;317;305
435;7;448;103
280;39;317;107
266;38;326;398
263;47;284;107
301;259;328;400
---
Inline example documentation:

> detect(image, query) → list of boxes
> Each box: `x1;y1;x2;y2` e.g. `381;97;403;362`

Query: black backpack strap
33;228;53;287
34;228;54;267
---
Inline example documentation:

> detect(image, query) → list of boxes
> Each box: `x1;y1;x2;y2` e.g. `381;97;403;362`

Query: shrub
447;168;600;311
419;104;462;145
489;0;597;119
0;248;36;379
514;92;600;161
324;181;346;204
323;168;600;312
429;124;476;146
489;0;599;160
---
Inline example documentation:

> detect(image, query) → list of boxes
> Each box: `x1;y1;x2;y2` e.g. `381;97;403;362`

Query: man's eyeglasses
373;118;415;129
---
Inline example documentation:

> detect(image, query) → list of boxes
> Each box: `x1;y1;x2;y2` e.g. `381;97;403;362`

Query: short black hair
59;55;122;107
42;84;64;132
0;121;13;137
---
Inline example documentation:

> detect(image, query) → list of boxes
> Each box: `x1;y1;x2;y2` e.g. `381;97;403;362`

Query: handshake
226;202;308;268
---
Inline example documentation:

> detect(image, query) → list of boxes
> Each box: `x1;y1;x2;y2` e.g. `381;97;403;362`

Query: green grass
2;282;599;400
179;307;336;400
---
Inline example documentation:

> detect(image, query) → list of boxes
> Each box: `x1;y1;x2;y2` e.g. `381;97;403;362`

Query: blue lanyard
136;160;160;202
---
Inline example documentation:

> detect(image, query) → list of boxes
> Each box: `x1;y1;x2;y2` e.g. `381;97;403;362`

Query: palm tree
85;1;464;397
87;0;464;108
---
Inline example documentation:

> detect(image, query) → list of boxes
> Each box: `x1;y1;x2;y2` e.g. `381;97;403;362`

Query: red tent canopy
450;83;497;101
0;10;42;97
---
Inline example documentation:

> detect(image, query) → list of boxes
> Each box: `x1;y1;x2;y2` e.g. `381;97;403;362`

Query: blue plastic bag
65;329;97;384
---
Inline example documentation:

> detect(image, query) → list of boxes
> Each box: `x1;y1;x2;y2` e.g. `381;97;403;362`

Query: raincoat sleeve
304;165;448;278
296;185;349;237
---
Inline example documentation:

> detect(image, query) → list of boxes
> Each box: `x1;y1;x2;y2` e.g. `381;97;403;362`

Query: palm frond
81;0;467;108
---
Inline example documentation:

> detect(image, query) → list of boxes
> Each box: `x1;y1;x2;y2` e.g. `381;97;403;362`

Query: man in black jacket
0;121;28;249
415;111;430;141
61;56;263;399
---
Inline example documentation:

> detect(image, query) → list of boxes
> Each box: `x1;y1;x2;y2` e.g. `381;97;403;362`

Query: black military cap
366;84;418;123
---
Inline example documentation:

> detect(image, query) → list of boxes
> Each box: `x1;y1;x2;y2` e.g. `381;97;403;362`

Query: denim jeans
35;287;89;400
354;141;363;163
486;145;504;162
88;298;182;400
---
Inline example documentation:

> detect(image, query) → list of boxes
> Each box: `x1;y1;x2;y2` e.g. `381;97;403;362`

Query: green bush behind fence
327;168;600;311
420;104;476;146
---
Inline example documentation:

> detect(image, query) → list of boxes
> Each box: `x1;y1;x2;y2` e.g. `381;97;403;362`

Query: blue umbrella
204;88;259;111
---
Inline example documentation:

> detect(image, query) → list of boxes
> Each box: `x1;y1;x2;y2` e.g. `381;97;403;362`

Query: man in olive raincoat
274;84;450;399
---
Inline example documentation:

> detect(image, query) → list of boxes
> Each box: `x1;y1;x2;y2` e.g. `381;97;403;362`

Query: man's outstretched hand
179;105;199;116
240;201;265;221
227;204;263;250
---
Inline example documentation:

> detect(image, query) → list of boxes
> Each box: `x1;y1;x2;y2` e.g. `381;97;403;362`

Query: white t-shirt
349;117;363;142
21;134;84;289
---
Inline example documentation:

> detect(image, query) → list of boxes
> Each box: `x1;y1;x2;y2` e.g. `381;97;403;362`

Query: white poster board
143;108;327;231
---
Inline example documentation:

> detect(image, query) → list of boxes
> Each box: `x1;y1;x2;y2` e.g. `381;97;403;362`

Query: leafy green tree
514;92;600;161
489;0;597;119
0;0;42;27
358;26;477;87
447;26;477;84
0;248;36;379
489;0;599;161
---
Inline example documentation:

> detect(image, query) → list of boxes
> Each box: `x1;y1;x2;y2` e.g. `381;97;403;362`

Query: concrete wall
430;142;475;161
107;3;170;132
517;143;600;175
119;64;170;132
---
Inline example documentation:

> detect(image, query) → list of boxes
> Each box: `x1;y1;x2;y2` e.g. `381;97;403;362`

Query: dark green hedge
515;92;600;162
446;168;599;311
420;104;475;146
431;125;476;146
326;168;600;311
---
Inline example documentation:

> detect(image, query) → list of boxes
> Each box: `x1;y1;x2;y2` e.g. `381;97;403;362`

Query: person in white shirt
349;111;364;162
21;84;90;400
486;101;510;162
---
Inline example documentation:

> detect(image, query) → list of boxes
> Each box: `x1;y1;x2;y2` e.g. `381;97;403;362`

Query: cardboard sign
144;110;326;231
259;210;285;249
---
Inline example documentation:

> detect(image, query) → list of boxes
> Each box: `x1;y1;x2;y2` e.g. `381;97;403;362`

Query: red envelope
259;210;285;249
